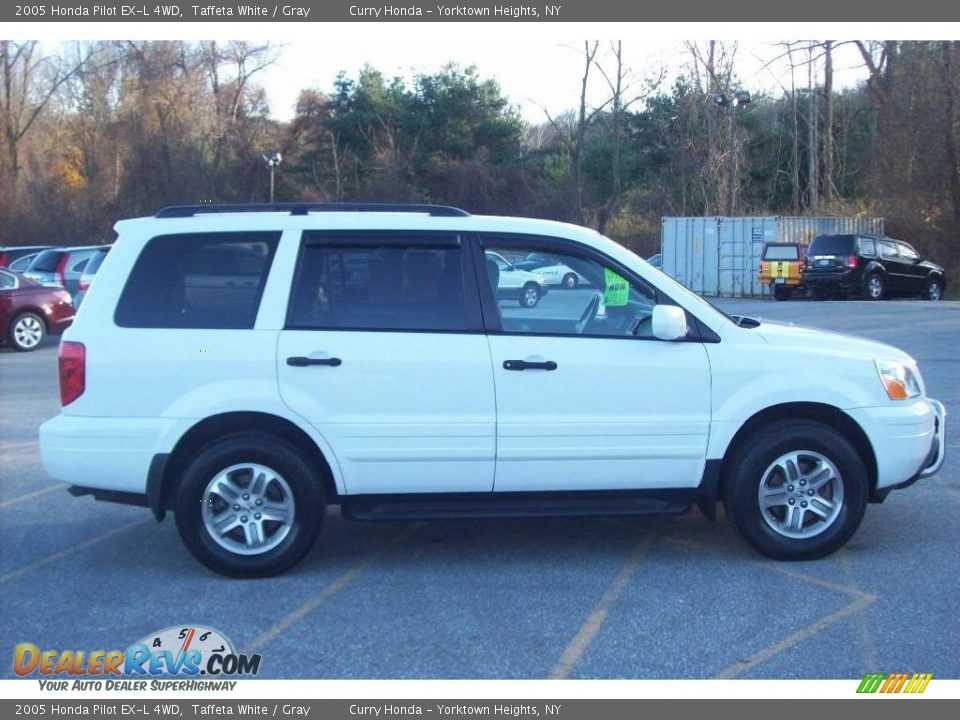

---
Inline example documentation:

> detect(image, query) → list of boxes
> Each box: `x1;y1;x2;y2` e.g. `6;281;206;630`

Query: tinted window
880;240;898;258
115;232;280;329
482;241;661;339
28;250;66;272
71;257;90;273
288;235;467;332
808;235;855;255
859;237;877;256
898;242;919;260
763;245;799;261
0;270;15;290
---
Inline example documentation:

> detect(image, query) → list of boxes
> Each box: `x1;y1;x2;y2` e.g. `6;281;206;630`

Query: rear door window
288;232;469;332
115;232;280;329
858;237;877;256
880;240;899;259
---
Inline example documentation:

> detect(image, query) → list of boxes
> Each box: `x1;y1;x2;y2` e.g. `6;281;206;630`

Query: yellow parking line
245;523;421;654
838;549;879;669
712;594;877;679
548;537;651;679
0;517;152;584
0;483;67;510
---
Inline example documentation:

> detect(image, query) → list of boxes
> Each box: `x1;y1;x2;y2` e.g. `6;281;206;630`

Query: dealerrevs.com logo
14;625;260;691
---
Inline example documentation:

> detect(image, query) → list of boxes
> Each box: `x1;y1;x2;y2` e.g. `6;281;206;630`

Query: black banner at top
4;0;960;22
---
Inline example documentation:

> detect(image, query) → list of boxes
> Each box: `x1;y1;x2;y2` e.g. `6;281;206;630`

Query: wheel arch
150;411;339;521
717;402;878;501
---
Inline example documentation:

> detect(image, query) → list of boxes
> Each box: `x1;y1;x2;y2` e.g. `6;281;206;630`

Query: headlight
875;359;922;400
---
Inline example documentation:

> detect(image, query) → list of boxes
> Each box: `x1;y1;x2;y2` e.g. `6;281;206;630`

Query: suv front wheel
723;420;868;560
174;432;324;577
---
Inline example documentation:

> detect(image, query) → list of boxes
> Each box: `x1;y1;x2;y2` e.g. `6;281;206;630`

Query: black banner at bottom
1;700;957;720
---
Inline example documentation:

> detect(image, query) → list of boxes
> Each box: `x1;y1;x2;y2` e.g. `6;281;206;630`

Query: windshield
28;250;65;272
809;235;855;256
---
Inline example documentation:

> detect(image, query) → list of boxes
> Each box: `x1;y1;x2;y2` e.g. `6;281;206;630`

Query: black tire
8;312;46;351
773;286;792;301
562;273;578;289
722;420;868;561
923;278;944;301
174;432;324;577
519;282;541;308
862;272;885;301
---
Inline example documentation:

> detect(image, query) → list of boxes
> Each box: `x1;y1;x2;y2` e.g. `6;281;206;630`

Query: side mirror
652;305;688;341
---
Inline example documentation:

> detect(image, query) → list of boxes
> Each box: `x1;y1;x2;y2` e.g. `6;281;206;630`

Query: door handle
503;359;557;371
287;356;342;367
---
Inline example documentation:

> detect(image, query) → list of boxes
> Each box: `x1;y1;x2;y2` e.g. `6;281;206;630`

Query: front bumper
847;397;945;491
917;399;946;479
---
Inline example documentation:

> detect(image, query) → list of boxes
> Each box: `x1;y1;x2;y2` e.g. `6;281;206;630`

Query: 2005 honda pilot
40;204;946;576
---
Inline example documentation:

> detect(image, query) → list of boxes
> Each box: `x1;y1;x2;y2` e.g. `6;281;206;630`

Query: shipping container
661;216;885;297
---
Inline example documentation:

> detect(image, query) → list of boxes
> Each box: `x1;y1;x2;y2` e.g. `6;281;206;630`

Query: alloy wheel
757;450;844;539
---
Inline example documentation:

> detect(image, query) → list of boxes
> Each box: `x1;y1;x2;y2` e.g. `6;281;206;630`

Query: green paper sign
603;268;629;307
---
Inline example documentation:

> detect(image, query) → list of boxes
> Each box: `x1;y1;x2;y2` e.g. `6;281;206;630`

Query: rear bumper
848;398;945;491
39;414;180;494
803;269;859;291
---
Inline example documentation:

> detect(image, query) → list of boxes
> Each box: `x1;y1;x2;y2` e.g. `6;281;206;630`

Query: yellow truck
759;242;807;300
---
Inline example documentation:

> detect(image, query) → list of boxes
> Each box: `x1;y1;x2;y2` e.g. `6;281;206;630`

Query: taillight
55;254;69;287
0;252;8;267
78;275;90;291
845;255;858;268
59;341;85;406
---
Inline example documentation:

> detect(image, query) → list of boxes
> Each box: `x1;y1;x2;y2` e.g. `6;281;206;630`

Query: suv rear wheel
174;432;324;577
723;420;868;560
863;273;885;300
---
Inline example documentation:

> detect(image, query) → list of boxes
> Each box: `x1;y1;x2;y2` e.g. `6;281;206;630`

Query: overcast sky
258;40;870;122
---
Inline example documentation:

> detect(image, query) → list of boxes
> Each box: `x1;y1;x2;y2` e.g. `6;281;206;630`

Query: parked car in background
759;242;807;301
22;246;107;303
73;246;112;308
512;252;586;288
647;253;662;269
0;246;52;269
803;234;946;301
0;269;74;351
485;251;548;307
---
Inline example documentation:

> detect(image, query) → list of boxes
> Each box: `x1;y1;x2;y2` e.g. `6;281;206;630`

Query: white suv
40;204;946;576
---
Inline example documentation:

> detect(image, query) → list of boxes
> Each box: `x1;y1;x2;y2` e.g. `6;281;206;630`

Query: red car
0;268;74;351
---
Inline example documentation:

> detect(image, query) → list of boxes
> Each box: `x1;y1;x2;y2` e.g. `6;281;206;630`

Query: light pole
263;152;282;203
714;91;751;216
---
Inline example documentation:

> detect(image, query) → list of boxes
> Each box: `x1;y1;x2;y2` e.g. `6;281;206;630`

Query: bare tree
537;41;610;223
593;41;663;233
1;41;93;208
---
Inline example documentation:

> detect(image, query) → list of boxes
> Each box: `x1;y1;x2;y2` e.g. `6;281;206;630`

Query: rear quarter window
114;232;280;329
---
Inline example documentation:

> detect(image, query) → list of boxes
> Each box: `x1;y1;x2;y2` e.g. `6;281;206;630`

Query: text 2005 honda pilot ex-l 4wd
40;204;946;576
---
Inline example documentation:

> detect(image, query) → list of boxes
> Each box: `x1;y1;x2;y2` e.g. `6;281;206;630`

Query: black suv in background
803;234;946;301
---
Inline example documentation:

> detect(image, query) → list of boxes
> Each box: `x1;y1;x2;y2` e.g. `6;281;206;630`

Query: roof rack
155;203;470;219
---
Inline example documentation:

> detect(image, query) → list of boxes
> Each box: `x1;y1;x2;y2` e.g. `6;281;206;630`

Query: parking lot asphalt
1;298;958;680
